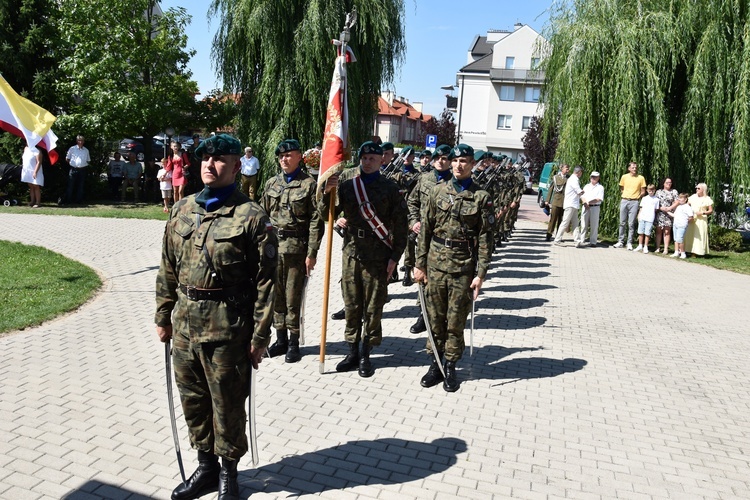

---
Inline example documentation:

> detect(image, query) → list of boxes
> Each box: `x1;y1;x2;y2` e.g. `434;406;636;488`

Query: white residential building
454;24;546;159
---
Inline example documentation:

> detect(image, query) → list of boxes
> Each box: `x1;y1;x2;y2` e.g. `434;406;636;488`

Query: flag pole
318;8;357;374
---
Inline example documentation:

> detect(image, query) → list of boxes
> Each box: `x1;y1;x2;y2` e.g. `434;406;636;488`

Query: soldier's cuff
154;313;172;328
476;269;487;280
251;336;271;350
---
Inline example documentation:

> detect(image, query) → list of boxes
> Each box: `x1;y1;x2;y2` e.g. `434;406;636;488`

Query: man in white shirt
575;171;605;247
554;165;584;244
239;146;260;200
62;135;91;204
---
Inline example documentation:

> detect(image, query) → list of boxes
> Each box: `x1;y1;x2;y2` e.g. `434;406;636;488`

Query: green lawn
0;241;102;335
2;201;169;220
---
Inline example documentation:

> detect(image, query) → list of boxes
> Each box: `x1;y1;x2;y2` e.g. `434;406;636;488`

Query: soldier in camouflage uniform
419;149;433;172
155;134;277;500
390;145;420;287
406;144;453;334
320;141;407;377
260;139;323;363
413;144;494;392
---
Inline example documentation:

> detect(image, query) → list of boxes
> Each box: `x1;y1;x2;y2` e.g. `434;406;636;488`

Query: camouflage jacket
391;165;421;201
260;169;323;258
319;168;408;263
154;190;277;348
513;170;526;201
547;172;567;208
416;179;494;279
407;169;452;230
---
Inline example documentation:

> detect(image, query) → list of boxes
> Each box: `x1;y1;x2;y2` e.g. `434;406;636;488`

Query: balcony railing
490;68;545;83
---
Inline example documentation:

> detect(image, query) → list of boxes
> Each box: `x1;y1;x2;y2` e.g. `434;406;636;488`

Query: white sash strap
352;176;393;249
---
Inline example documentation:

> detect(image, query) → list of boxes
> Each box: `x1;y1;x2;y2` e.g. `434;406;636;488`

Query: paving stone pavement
1;207;749;500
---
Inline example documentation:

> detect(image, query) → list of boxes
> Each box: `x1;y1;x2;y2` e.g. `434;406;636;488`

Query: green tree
210;0;406;185
0;0;60;163
541;0;750;235
419;109;457;148
55;0;198;162
522;116;557;179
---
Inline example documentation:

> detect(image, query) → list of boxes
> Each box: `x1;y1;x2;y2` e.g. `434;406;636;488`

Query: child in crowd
157;164;173;213
668;193;694;259
635;184;659;253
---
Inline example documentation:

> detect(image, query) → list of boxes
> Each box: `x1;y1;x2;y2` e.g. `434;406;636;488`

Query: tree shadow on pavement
62;481;151;499
481;283;557;293
501;247;550;255
484;357;587;386
496;260;551;268
472;313;546;330
238;437;468;498
476;296;548;310
489;269;551;280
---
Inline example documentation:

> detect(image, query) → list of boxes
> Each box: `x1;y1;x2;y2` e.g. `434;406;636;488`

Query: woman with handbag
165;141;190;202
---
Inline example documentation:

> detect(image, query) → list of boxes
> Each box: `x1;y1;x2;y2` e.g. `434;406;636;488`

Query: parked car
521;168;533;193
118;138;166;161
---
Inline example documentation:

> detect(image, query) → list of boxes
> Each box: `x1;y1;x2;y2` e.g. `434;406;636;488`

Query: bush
709;225;744;252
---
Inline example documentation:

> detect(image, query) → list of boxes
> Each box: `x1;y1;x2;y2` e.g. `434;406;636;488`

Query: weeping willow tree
541;0;750;235
209;0;405;186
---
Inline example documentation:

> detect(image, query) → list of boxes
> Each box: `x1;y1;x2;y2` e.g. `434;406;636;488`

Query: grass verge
0;241;102;335
2;202;169;220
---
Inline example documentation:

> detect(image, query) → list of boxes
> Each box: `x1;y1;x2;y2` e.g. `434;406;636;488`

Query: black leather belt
588;204;601;206
277;228;307;238
179;284;226;301
350;227;375;239
432;236;471;250
623;198;639;201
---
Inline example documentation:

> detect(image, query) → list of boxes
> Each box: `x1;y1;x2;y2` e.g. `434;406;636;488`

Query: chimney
514;22;523;30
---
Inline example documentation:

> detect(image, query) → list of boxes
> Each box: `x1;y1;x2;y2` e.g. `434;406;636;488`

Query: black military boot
217;457;239;500
171;450;220;500
358;343;374;378
336;342;359;372
267;329;288;357
389;269;400;283
443;360;460;392
420;354;445;388
285;334;301;363
402;266;414;287
331;308;346;320
409;314;426;334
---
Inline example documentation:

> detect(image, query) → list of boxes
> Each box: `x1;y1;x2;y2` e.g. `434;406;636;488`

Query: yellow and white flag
0;74;59;163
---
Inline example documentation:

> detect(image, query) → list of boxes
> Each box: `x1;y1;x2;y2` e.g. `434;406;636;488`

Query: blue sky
162;0;552;117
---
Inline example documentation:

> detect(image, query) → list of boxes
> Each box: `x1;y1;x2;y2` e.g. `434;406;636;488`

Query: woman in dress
164;141;189;202
654;178;679;254
21;145;43;207
684;183;714;256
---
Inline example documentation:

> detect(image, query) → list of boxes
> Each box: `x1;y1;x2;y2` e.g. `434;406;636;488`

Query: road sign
425;134;437;148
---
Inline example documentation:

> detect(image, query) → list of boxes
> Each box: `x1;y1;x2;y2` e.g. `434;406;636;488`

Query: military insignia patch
488;214;496;225
264;243;277;259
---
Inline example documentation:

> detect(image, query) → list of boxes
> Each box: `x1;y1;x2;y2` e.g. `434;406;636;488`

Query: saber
470;295;475;357
417;283;446;378
165;340;186;484
299;276;308;345
248;364;259;466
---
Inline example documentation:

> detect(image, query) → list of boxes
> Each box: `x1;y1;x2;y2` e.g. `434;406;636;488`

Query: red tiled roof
377;96;430;122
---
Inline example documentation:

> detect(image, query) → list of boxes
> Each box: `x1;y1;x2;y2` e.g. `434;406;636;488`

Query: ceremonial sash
352;176;393;249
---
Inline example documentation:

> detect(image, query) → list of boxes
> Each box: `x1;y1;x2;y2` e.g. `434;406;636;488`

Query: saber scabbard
165;340;186;484
417;283;446;378
248;364;259;466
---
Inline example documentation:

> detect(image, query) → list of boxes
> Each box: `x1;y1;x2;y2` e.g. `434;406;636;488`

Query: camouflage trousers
273;253;306;334
403;237;416;268
341;256;388;346
424;267;473;362
173;331;249;460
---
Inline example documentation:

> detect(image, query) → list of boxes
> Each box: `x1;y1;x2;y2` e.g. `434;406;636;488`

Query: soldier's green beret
473;149;485;161
493;154;503;162
275;139;301;155
421;150;432;157
195;134;242;156
401;146;414;156
433;144;452;157
452;143;474;159
381;142;394;151
358;141;383;156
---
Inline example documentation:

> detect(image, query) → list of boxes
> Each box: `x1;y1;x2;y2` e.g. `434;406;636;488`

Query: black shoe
217;458;239;500
267;330;288;357
402;267;414;287
410;315;426;334
331;308;345;320
336;343;359;372
171;451;220;500
358;344;374;378
285;334;301;363
443;360;459;392
420;357;445;388
545;234;552;242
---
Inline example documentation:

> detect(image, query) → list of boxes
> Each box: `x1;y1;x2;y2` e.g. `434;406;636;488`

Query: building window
522;116;532;130
524;87;540;102
531;57;541;69
500;85;515;101
497;115;512;129
505;56;515;69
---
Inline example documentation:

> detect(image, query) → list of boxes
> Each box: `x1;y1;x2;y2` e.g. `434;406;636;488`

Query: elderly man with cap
414;144;494;392
554;165;585;245
260;139;323;362
239;145;260;200
391;145;421;287
575;171;605;247
321;141;407;377
155;133;277;500
406;144;453;334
